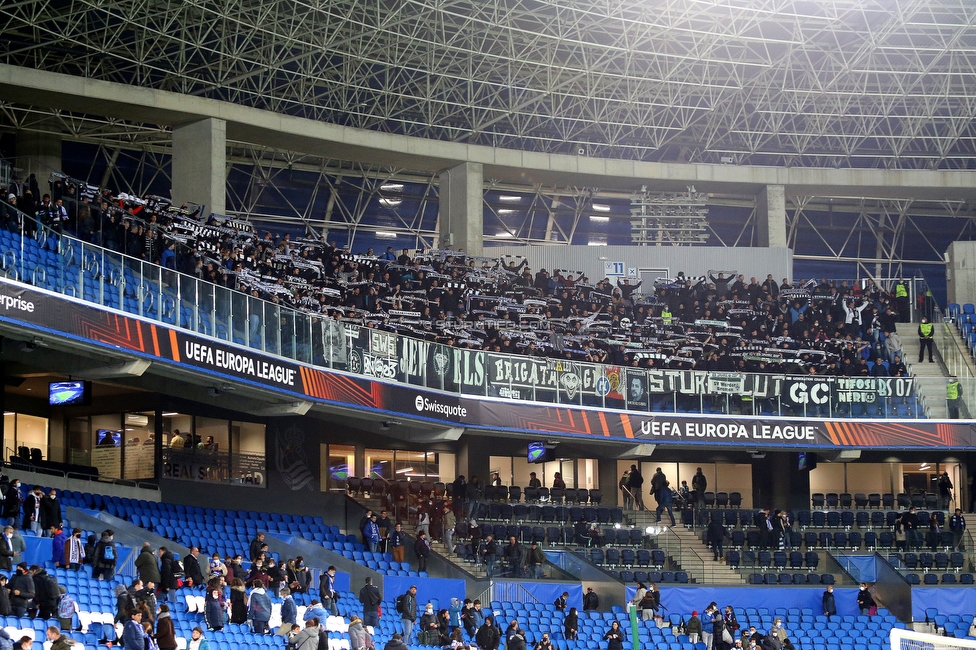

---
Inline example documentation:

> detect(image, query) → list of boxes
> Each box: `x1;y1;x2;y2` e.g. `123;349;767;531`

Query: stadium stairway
627;510;745;584
897;322;950;418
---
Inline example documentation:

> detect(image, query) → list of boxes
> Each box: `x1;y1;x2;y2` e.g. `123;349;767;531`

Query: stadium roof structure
3;0;976;170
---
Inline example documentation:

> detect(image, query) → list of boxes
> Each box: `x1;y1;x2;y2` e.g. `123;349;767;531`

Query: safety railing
0;199;929;419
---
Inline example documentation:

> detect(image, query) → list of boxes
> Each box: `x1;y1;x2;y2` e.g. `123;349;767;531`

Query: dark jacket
415;537;431;560
281;596;298;625
114;585;134;623
83;535;97;565
205;595;224;630
1;484;20;521
508;631;526;650
476;621;500;650
135;548;162;585
822;590;837;616
857;588;876;609
183;553;206;587
40;496;61;531
399;591;417;621
156;612;177;650
230;586;247;624
603;627;624;650
0;581;10;615
706;520;726;545
0;534;14;572
583;591;599;611
159;550;177;590
21;493;41;531
32;569;59;611
384;639;408;650
249;536;264;563
359;584;381;614
93;534;117;570
8;571;33;609
686;616;702;636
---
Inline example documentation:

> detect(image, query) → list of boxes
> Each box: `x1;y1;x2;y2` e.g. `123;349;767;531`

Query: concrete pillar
171;118;226;217
15;128;62;182
946;241;976;306
460;436;492;484
598;458;621;507
438;162;483;256
755;184;787;248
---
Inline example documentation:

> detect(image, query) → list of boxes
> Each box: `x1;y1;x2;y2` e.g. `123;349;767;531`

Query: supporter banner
781;377;915;408
0;279;972;450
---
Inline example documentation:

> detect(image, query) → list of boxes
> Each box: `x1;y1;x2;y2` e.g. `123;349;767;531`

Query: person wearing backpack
247;580;272;634
397;586;417;642
56;586;78;632
92;530;117;581
359;577;382;628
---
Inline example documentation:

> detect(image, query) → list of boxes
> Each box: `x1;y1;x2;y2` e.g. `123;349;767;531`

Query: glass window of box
366;449;395;484
4;413;49;461
195;417;228;452
363;449;448;486
162;415;265;486
490;457;514;486
67;416;90;466
321;444;356;492
91;414;123;478
162;413;193;448
123;412;156;479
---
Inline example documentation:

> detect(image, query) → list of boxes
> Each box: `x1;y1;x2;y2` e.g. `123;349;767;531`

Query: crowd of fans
3;173;925;377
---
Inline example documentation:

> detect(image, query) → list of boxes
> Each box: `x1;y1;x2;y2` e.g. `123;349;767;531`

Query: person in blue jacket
204;587;224;632
281;588;298;627
700;603;715;650
655;481;676;526
122;609;147;650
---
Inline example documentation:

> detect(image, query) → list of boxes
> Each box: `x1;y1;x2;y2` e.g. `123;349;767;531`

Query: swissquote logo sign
414;395;467;419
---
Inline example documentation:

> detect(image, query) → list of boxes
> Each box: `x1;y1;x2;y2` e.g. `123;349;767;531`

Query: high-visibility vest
948;381;960;400
919;322;934;338
661;309;673;324
895;284;908;298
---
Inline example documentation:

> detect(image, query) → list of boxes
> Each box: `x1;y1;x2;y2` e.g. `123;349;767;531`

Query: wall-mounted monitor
96;429;121;447
798;451;817;471
49;381;91;406
528;442;556;464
